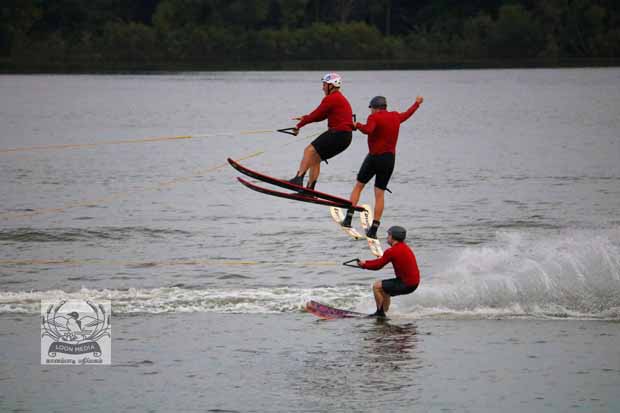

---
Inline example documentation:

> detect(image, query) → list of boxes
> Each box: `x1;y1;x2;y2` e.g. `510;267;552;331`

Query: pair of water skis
227;158;385;319
228;158;382;256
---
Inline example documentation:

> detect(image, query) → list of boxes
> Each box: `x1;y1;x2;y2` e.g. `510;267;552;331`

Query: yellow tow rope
0;129;319;220
0;130;276;154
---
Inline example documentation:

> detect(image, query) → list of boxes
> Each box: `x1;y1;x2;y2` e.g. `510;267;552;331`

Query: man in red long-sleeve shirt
341;95;423;238
289;73;354;190
358;226;420;317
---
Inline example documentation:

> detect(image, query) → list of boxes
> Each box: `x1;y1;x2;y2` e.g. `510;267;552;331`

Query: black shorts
382;278;418;297
311;130;352;161
356;152;395;190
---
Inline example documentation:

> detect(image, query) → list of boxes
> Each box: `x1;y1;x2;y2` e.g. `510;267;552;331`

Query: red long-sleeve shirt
355;101;420;155
296;91;354;132
360;241;420;287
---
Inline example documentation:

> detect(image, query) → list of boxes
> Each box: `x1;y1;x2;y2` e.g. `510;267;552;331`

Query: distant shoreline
2;57;619;74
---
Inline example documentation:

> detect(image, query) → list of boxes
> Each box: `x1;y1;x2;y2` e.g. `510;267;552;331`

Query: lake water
1;69;619;412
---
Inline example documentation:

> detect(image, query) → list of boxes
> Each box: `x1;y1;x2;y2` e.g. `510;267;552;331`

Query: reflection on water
362;320;419;364
292;320;422;408
358;321;422;394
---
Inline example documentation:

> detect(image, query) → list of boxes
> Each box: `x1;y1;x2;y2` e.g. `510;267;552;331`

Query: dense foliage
2;0;619;70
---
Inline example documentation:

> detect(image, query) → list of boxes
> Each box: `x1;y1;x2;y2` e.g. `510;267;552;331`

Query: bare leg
372;281;384;311
374;187;386;221
349;181;365;204
373;280;390;314
297;144;321;177
308;162;320;186
383;294;391;313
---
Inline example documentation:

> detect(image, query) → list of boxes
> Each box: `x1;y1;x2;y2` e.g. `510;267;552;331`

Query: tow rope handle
277;127;298;136
342;258;362;268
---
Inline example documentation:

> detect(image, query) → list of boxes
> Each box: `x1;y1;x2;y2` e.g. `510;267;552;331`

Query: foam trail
399;228;620;319
3;229;619;319
0;286;368;315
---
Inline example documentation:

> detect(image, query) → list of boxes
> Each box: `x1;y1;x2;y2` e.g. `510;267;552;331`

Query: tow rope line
0;258;340;268
1;130;319;221
0;150;264;220
0;130;275;154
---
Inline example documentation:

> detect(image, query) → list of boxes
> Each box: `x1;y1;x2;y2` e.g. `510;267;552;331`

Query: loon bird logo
65;312;82;341
41;300;111;360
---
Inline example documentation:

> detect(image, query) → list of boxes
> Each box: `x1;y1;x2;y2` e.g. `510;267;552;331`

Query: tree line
1;0;619;71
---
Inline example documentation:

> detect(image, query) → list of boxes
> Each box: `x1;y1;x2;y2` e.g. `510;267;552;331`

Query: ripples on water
1;69;620;319
2;70;620;413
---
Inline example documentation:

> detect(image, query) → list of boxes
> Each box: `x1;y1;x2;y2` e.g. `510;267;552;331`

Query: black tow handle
342;258;362;268
277;127;298;136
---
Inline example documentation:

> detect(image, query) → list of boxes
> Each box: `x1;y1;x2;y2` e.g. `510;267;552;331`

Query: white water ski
329;207;364;240
359;204;383;257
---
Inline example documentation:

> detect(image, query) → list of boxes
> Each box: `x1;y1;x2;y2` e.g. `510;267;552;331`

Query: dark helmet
369;96;387;109
387;226;406;241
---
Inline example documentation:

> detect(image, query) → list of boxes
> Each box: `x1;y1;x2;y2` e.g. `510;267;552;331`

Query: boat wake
399;227;620;319
2;228;619;320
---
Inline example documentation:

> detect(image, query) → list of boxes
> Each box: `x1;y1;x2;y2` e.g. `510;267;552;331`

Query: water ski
228;158;366;211
305;300;366;319
305;300;387;320
329;206;364;240
359;204;383;257
238;177;360;209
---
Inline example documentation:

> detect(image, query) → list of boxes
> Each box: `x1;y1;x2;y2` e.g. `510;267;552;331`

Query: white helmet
321;73;342;88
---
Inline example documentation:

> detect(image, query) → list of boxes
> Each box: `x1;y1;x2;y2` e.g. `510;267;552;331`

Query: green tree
0;0;42;56
218;0;270;29
103;21;159;62
462;12;494;58
534;0;564;58
278;0;312;28
488;4;544;58
3;0;620;70
153;0;212;32
562;0;614;57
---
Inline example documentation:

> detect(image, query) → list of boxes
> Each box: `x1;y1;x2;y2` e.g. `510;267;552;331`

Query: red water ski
227;158;353;205
237;178;366;211
305;300;367;319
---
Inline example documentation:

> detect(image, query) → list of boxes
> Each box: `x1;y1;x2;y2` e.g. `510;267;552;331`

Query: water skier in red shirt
289;73;354;190
340;95;423;238
358;226;420;317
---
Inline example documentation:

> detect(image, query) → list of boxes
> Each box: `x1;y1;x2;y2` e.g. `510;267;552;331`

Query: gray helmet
387;226;406;241
369;96;387;109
